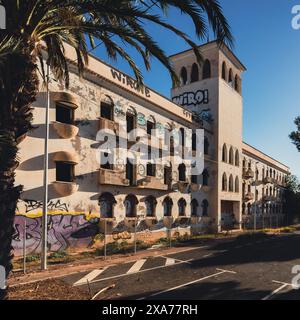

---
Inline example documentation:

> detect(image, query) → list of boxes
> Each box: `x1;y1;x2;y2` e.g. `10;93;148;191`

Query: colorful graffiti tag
13;214;99;256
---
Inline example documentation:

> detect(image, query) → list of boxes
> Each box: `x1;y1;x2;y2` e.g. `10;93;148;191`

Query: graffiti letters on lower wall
13;198;100;256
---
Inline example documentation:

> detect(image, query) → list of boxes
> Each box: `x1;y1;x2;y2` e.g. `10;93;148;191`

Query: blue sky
93;0;300;177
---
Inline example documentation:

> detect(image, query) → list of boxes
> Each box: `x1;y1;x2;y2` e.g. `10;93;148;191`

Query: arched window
256;170;259;181
202;200;209;216
235;150;239;167
124;194;138;217
234;75;239;92
180;127;185;148
202;169;209;186
202;60;211;79
222;144;228;162
178;198;187;216
243;158;247;170
100;95;114;121
178;163;186;182
164;165;172;186
191;63;199;83
147;116;156;136
145;196;157;217
126;107;137;133
229;174;234;192
204;137;209;155
222;173;228;191
99;193;117;218
180;67;188;85
191;199;199;217
229;147;234;165
228;69;233;87
163;197;173;217
235;177;239;193
222;62;227;80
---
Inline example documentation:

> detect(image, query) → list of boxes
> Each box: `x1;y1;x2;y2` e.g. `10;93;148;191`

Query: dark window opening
191;199;199;217
178;164;186;182
191;63;199;83
124;194;138;218
56;103;74;125
56;162;75;182
202;169;209;186
126;159;135;186
192;133;197;151
147;121;155;136
164;166;172;186
163;197;173;217
145;196;157;217
101;102;114;121
147;163;156;177
126;113;135;133
180;67;188;85
178;198;187;216
202;60;211;79
191;175;198;184
99;193;116;218
202;200;209;216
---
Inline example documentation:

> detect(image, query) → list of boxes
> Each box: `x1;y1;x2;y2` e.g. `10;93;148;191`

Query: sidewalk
9;240;215;288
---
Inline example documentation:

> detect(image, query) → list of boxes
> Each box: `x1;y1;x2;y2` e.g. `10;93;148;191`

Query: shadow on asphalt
111;280;269;300
183;233;300;270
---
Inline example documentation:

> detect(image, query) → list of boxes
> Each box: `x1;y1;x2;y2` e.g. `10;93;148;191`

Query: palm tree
0;0;233;299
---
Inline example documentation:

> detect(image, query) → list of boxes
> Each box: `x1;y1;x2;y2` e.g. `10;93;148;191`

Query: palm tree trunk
0;51;38;299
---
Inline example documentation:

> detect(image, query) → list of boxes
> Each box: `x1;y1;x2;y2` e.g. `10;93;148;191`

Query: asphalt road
61;233;300;300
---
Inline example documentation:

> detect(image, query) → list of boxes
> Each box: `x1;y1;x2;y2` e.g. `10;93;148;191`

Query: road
61;233;300;300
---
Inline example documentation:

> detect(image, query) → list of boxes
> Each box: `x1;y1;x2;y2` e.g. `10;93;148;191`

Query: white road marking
216;268;237;274
138;268;236;300
80;258;195;285
165;258;176;266
203;253;213;258
262;284;289;300
73;269;107;286
127;259;147;274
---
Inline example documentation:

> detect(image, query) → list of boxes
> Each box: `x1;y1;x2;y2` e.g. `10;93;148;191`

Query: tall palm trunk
0;50;39;299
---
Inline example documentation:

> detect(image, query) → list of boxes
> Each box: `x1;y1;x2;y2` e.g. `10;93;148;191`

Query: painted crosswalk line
126;259;147;274
165;258;176;266
74;269;107;286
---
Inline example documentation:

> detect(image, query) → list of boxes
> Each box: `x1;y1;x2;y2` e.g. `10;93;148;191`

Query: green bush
49;251;68;259
25;254;40;263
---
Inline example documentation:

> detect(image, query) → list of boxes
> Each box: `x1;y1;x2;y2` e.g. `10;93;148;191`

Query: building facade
13;42;289;256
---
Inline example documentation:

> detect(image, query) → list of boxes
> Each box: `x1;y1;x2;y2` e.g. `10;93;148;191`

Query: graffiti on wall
22;199;69;214
13;214;99;256
172;90;209;107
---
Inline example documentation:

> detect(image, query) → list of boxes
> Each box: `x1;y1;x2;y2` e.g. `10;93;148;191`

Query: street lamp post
41;64;50;270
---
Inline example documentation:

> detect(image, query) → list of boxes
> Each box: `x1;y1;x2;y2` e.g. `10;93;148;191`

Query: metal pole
254;181;257;231
41;64;50;270
104;219;107;260
23;218;26;274
134;217;137;254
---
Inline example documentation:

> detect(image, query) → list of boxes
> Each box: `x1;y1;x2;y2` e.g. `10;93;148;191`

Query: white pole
41;64;50;270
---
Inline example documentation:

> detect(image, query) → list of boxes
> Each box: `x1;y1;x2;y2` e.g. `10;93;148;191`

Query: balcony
263;177;273;184
99;168;129;186
52;92;79;109
178;181;190;192
99;117;119;134
145;217;158;227
137;176;168;191
243;192;254;202
243;169;255;180
53;181;79;196
53;121;79;139
202;185;211;193
190;183;200;192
